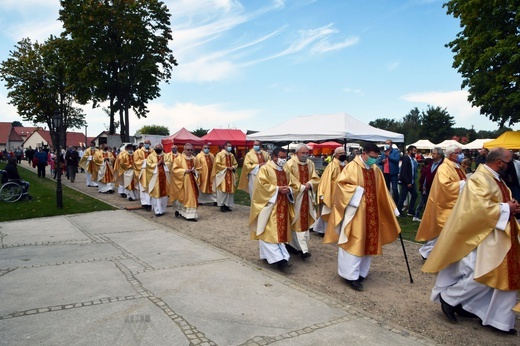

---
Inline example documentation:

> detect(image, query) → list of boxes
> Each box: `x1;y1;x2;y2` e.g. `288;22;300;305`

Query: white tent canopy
435;139;462;149
406;139;436;149
462;138;493;149
246;112;404;143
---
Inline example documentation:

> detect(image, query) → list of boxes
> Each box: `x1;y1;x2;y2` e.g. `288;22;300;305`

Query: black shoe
128;197;135;201
120;193;127;198
276;259;291;270
213;202;218;206
301;252;311;259
489;326;517;335
220;206;228;213
345;278;363;291
439;294;458;323
358;275;366;282
155;213;164;217
224;205;232;212
175;211;180;217
143;205;152;211
285;244;300;254
421;255;427;261
186;218;198;222
454;305;479;319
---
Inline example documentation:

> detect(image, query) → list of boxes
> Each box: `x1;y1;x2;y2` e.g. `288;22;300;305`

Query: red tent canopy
201;129;252;146
312;141;342;149
161;127;205;152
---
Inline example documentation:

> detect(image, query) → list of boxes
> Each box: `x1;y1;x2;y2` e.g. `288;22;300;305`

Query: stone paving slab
0;217;90;246
0;300;188;346
138;260;346;345
69;211;158;234
0;262;136;316
105;229;227;270
0;243;121;269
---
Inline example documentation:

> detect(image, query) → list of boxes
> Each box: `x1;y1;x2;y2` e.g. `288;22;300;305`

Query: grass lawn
0;162;116;222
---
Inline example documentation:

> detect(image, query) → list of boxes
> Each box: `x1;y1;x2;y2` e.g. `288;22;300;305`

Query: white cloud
401;90;480;120
343;88;362;94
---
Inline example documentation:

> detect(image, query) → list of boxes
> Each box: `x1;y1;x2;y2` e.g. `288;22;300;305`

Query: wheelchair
0;170;32;202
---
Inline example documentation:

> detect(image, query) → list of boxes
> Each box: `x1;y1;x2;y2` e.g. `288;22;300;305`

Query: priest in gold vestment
250;148;300;269
134;140;154;210
422;148;520;334
78;141;99;187
212;141;238;212
170;143;201;221
144;143;170;216
312;147;347;235
324;143;400;291
114;144;138;201
238;140;270;196
93;145;115;193
284;143;320;259
196;144;216;205
415;144;466;259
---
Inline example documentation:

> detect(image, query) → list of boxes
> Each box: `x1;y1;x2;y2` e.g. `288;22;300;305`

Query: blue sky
0;0;515;139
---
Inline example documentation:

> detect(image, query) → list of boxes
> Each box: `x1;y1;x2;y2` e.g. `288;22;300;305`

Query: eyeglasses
500;159;512;164
368;155;380;159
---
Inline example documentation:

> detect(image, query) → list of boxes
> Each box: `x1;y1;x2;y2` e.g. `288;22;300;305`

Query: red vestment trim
275;169;289;243
158;164;168;197
297;164;310;231
224;155;233;193
362;168;379;255
205;155;213;191
455;167;466;181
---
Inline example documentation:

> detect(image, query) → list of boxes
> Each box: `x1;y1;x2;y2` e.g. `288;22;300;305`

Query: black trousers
37;163;47;177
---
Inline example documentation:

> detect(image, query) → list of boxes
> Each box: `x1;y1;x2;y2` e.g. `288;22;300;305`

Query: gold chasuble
415;159;466;242
317;158;345;222
195;152;215;194
250;161;300;244
145;153;170;198
93;150;115;184
284;158;320;232
79;147;99;180
212;149;238;193
422;165;520;291
238;149;270;192
114;150;136;190
134;148;154;190
323;155;401;256
169;153;201;208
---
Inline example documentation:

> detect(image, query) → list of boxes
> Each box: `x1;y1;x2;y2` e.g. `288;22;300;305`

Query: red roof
161;127;205;152
201;129;252;146
13;126;38;138
23;129;90;148
0;122;12;145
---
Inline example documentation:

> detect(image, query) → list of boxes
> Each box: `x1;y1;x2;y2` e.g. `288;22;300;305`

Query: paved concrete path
0;209;435;345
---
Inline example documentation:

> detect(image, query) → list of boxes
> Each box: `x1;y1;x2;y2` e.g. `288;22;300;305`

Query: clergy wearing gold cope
79;141;99;187
170;143;201;221
196;144;216;205
415;144;466;259
324;143;401;291
134;139;155;210
114;144;138;201
423;148;520;335
93;144;115;193
144;143;170;216
238;140;270;196
312;147;347;235
212;141;238;212
284;143;320;259
250;148;300;270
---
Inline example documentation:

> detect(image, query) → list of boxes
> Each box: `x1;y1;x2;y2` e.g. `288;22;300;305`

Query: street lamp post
84;125;88;147
52;111;63;209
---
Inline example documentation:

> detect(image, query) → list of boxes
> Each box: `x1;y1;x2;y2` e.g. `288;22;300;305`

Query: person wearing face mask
79;141;100;187
423;147;520;335
312;146;348;235
196;144;216;205
416;144;467;259
250;147;301;270
212;141;238;212
323;143;401;291
93;144;115;193
396;145;419;217
164;145;180;171
134;139;154;210
284;143;320;259
238;140;270;197
169;143;202;221
144;143;170;216
114;144;138;201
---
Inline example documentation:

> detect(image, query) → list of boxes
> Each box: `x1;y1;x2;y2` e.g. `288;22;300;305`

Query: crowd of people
3;138;518;336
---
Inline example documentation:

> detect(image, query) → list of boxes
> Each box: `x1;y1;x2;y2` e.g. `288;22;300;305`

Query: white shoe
412;217;421;222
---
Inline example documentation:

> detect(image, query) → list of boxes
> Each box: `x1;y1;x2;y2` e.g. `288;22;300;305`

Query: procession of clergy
79;138;519;336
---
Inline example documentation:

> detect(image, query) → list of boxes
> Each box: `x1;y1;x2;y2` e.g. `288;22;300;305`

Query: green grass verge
0;162;116;222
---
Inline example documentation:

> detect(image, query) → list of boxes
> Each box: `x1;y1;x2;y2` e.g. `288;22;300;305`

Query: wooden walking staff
399;233;414;283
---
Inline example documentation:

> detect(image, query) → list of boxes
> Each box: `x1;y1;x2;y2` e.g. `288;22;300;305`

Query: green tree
137;125;169;136
59;0;177;142
444;0;520;127
420;105;455;143
401;107;422;144
368;118;401;133
191;128;209;138
0;37;86;149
